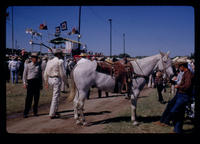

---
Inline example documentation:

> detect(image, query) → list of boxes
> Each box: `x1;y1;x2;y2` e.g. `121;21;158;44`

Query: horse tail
67;69;76;102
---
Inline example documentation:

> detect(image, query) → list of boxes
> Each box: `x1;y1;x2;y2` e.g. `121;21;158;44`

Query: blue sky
6;6;194;57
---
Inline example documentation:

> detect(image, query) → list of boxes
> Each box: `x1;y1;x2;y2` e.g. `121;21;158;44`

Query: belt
49;76;59;78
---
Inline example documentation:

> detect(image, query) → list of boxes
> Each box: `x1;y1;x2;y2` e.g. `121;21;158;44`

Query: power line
85;7;128;55
87;7;107;24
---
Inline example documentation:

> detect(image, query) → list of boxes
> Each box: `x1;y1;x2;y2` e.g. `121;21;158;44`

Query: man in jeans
155;62;194;133
9;56;20;84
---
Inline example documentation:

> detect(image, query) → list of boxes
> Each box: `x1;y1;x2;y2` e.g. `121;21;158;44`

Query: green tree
118;53;131;58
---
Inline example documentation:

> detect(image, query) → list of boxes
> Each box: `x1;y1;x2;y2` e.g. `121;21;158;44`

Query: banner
60;21;67;31
68;27;79;35
26;28;41;37
55;26;61;37
39;23;48;30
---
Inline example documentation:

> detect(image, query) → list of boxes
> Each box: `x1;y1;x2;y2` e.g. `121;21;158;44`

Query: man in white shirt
44;49;68;119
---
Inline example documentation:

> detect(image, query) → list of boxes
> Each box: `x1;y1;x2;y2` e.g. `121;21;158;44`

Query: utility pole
108;19;112;57
12;7;14;54
15;40;17;53
31;35;33;52
78;6;81;54
40;36;42;56
123;33;125;57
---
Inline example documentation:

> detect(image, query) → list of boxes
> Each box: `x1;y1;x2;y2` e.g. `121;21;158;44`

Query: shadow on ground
87;115;161;126
61;110;111;120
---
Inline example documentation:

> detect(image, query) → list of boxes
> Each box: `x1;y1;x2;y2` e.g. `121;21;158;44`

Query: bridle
157;55;172;79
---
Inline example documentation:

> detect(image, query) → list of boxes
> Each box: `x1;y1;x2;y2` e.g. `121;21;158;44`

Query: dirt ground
6;87;152;134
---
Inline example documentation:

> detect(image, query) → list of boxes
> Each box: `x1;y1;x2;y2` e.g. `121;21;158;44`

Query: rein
160;56;171;79
134;60;146;76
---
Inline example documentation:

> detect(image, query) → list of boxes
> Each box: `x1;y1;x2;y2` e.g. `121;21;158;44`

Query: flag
68;27;79;35
39;23;48;30
25;28;32;34
60;21;67;31
72;27;79;34
55;26;60;37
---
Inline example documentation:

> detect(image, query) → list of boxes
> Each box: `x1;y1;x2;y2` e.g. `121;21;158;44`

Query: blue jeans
11;69;18;84
171;93;189;133
165;92;190;133
160;94;178;125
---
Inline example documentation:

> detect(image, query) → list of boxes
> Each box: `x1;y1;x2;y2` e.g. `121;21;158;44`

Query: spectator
155;70;165;104
5;55;11;83
8;56;20;84
23;52;43;118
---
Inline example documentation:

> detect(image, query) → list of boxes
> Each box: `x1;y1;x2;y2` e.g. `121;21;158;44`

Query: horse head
156;51;174;79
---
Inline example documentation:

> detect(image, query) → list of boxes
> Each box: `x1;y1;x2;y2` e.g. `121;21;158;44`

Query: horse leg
148;74;152;88
73;91;81;125
171;84;175;95
77;90;88;126
131;89;140;126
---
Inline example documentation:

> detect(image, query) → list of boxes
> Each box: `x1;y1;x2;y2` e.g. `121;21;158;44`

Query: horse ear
166;51;170;58
159;51;165;57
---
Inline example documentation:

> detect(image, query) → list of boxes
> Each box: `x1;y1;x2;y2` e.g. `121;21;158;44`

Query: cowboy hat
80;53;87;57
31;52;38;57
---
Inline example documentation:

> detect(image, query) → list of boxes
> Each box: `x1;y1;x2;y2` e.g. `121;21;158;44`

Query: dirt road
7;87;152;133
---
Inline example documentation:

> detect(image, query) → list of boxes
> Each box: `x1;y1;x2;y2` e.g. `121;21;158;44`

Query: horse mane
135;54;161;64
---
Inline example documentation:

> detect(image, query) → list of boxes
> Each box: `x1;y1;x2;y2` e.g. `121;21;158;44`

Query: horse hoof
76;120;82;125
83;121;88;126
132;121;139;126
74;115;78;120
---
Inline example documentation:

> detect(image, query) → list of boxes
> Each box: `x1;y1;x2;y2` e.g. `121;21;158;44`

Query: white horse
68;52;174;126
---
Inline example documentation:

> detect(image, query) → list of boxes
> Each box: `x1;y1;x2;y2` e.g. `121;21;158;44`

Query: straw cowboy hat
175;58;188;66
31;52;39;58
173;57;187;65
177;57;187;62
80;53;87;57
172;57;179;63
105;58;113;64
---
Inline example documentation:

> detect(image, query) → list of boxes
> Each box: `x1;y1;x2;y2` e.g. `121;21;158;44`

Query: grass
6;79;69;115
6;80;194;133
6;78;100;115
103;86;194;133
